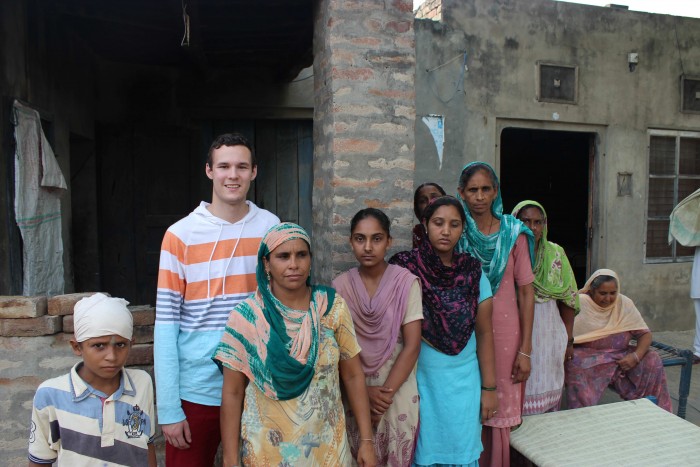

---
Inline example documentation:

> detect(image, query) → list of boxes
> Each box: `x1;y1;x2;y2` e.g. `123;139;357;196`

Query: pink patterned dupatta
333;264;417;375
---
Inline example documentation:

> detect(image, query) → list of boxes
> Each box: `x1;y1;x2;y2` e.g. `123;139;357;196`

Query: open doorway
500;128;593;286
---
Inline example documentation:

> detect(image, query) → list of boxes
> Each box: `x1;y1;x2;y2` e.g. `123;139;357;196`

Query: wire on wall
426;51;468;105
673;19;685;76
181;0;190;47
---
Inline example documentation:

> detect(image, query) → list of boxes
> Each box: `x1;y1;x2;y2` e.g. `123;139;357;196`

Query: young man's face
71;335;131;386
205;145;257;208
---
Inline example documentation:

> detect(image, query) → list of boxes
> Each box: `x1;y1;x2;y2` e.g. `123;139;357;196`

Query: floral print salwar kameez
212;223;363;466
235;298;360;465
335;269;423;467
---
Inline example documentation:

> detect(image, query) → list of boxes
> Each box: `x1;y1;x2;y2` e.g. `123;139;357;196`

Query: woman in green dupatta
213;223;377;467
512;200;579;415
456;161;535;467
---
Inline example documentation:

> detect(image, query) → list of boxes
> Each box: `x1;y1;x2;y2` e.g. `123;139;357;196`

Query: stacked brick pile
0;293;155;370
0;296;59;336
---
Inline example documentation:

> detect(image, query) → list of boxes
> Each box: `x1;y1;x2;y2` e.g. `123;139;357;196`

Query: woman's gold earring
266;270;271;281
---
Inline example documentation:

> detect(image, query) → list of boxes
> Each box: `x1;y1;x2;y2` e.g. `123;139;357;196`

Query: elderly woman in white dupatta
565;269;672;412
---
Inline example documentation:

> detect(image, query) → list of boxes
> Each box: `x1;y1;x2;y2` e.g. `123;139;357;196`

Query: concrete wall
414;0;700;329
312;0;416;281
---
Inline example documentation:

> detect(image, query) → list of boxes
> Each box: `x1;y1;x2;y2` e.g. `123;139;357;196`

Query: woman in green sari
512;201;579;415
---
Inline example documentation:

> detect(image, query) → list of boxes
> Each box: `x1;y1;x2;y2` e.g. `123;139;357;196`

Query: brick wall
312;0;417;282
415;0;442;20
0;294;158;466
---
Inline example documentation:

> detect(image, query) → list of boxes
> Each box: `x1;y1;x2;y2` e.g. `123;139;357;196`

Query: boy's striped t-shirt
29;364;155;466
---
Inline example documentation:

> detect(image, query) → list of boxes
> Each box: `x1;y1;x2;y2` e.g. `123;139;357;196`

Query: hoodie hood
193;200;261;226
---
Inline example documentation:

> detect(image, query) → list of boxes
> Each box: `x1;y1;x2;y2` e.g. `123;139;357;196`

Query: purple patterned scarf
389;236;482;355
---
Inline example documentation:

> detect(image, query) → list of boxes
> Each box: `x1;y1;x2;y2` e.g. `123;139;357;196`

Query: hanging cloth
13;100;67;296
668;188;700;247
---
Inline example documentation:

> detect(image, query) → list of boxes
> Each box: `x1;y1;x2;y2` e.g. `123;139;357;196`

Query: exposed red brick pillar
313;0;416;282
415;0;442;21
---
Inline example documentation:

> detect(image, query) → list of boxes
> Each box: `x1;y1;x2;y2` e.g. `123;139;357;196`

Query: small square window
537;62;578;104
681;76;700;113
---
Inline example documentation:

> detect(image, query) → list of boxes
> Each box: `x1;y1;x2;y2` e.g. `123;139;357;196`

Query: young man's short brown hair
206;133;256;167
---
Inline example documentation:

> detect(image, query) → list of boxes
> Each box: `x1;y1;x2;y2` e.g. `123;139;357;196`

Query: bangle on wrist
631;351;640;363
517;350;531;359
481;385;497;391
567;337;575;345
360;438;375;443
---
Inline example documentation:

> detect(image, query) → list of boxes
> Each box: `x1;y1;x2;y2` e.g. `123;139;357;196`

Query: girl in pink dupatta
333;208;422;467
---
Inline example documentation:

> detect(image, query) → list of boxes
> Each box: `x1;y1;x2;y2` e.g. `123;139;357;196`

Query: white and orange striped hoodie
154;201;279;424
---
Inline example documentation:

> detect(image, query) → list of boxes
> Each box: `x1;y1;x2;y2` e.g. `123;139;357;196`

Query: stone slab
48;292;110;316
0;296;47;319
0;315;62;337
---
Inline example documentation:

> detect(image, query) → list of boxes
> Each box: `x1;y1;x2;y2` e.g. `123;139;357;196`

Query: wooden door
133;127;200;306
199;119;313;234
98;119;312;306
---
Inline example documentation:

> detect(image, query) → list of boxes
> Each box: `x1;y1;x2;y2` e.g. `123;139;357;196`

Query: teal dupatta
456;161;535;294
213;223;335;401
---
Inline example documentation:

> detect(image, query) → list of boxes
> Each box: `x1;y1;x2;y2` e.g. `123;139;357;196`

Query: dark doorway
70;133;100;292
500;128;593;287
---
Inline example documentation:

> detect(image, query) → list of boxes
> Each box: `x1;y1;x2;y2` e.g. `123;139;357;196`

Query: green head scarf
456;161;535;294
511;200;579;312
213;222;335;400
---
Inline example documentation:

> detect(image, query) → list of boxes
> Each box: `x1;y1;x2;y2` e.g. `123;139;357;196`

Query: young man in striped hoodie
154;133;279;466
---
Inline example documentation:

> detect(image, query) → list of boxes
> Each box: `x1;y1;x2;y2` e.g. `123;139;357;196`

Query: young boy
28;293;156;466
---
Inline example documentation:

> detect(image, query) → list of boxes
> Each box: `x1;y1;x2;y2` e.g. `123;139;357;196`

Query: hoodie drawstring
221;220;246;300
206;224;224;299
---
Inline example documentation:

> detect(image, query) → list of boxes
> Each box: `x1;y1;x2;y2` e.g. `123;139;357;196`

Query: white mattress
510;398;700;466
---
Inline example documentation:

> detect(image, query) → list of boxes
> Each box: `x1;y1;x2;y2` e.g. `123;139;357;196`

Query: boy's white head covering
73;293;133;342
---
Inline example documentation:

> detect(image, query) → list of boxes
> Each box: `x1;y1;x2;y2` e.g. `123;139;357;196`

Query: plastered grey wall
415;0;700;330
